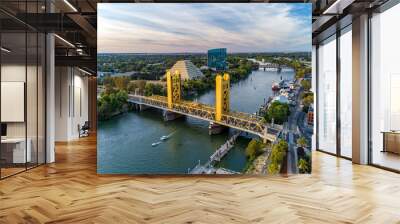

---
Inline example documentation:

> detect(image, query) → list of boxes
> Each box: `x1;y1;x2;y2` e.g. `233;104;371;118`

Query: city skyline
98;3;311;54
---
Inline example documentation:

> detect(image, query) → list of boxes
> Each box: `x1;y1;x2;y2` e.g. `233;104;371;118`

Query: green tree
114;76;130;90
136;80;147;91
104;83;116;95
297;136;308;148
304;67;311;74
302;94;314;107
267;163;280;174
301;79;311;91
103;76;115;87
144;83;165;96
245;139;265;161
265;102;290;124
268;140;288;174
295;68;305;79
298;158;310;174
127;82;138;93
97;90;128;120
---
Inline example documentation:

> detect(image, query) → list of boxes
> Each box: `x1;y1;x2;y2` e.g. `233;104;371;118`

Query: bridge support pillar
208;122;228;135
139;104;149;111
130;103;149;111
163;110;183;121
262;138;268;144
215;73;230;122
166;71;181;109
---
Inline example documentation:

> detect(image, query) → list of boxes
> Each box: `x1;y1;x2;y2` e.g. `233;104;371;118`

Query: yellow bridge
128;71;282;142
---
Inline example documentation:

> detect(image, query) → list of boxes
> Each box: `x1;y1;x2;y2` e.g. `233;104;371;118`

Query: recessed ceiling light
54;34;75;48
63;0;78;12
323;0;355;15
1;47;11;53
78;67;92;76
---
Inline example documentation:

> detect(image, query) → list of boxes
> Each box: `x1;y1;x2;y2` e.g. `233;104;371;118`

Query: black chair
79;121;90;138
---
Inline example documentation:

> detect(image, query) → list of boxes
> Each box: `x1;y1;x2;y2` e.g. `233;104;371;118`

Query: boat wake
153;131;177;146
160;131;176;141
151;141;161;147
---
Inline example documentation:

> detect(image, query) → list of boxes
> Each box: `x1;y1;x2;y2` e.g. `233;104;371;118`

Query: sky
98;3;311;54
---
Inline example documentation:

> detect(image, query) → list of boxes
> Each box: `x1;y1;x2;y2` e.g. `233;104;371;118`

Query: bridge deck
128;94;282;141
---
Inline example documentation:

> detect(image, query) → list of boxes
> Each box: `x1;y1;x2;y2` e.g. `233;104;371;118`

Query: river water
98;68;294;174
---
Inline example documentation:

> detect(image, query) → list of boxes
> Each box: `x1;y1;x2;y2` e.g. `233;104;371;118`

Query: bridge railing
128;94;283;139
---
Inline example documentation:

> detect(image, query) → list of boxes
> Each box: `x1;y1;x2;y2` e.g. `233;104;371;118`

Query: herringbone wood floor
1;135;400;224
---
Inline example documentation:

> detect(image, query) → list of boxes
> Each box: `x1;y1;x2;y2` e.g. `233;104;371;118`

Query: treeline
182;57;258;94
98;53;207;76
97;52;310;75
98;53;285;82
227;57;259;82
101;76;166;97
98;89;128;121
254;55;311;80
244;52;311;61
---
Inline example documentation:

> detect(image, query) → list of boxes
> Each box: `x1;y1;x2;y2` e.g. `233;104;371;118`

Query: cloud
98;3;311;53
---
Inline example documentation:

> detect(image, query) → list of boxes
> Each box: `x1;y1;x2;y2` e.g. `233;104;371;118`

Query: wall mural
97;3;313;175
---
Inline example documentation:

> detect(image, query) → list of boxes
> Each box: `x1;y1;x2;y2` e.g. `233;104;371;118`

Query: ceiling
0;0;98;73
0;0;393;72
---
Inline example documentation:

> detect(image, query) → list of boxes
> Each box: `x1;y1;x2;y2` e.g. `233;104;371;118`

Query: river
97;68;294;174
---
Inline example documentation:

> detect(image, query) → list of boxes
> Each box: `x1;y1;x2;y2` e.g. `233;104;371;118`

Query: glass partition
317;35;337;154
1;31;28;177
0;2;46;179
370;3;400;171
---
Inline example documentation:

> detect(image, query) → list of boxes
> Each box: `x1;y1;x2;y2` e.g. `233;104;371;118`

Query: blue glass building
207;48;227;71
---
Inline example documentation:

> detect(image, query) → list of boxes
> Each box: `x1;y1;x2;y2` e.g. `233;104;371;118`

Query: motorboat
152;142;161;147
160;131;175;141
272;82;280;91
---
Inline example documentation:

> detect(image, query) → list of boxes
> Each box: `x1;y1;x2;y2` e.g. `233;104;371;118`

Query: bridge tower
215;73;230;121
166;70;181;109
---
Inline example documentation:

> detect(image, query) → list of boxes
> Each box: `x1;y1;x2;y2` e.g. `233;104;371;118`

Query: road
285;79;305;174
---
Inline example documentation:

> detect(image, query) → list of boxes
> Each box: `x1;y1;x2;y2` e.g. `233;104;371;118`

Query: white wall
1;64;26;138
1;62;46;164
55;66;69;141
55;67;89;141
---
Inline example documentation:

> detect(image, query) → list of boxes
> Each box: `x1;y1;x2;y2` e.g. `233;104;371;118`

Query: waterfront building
207;48;227;71
166;60;204;80
272;95;289;104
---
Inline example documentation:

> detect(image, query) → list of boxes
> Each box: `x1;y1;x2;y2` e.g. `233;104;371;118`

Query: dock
189;132;241;174
209;132;240;163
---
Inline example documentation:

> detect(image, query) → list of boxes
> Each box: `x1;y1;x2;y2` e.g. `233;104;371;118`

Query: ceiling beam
55;55;96;71
67;13;97;44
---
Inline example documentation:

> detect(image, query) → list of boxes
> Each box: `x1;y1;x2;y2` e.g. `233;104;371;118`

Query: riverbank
98;68;295;174
97;89;129;121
